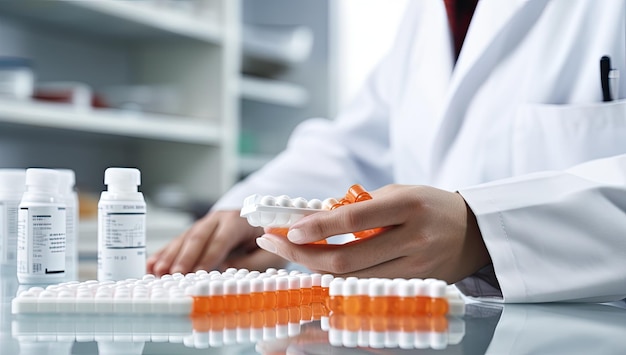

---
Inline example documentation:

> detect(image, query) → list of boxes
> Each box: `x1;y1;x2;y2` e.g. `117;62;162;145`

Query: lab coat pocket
512;101;626;175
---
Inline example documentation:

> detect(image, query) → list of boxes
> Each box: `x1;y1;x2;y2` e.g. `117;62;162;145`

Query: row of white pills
329;277;447;297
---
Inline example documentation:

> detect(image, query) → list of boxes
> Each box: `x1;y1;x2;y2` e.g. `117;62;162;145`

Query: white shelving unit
0;0;240;199
0;0;241;271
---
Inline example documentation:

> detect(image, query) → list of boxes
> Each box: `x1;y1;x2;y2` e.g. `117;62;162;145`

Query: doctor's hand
147;210;288;276
255;184;491;283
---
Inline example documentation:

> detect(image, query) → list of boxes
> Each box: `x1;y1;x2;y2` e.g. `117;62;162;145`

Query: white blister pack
240;194;324;228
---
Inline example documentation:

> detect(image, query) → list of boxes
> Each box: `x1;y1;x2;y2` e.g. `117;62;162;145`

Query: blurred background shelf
0;0;223;43
239;76;309;107
0;98;222;145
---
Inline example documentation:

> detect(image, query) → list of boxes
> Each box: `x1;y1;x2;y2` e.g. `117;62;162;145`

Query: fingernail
287;228;306;243
171;265;183;274
256;237;277;253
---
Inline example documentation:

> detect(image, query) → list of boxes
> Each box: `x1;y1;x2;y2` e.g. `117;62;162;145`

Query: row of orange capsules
327;277;465;317
190;271;335;314
190;303;330;344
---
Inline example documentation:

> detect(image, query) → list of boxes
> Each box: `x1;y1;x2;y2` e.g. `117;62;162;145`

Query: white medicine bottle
17;168;66;284
57;169;79;281
0;169;26;273
98;167;146;281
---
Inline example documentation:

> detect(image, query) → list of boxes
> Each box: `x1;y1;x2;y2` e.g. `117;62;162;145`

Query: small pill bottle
97;167;146;281
17;168;67;284
57;169;79;281
0;169;26;273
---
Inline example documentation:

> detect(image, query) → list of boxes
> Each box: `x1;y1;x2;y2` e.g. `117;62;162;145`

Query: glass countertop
2;273;626;355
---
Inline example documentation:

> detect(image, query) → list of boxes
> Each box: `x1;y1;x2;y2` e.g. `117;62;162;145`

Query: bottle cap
56;169;76;194
25;168;59;191
104;167;140;192
0;169;26;193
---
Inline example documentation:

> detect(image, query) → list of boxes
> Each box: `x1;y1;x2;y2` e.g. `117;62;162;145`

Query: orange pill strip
189;269;335;315
326;277;465;317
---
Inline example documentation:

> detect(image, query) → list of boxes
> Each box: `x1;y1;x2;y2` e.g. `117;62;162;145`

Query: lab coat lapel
429;0;550;178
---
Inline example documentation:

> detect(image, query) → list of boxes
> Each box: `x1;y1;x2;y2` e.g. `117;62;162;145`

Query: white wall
336;0;408;110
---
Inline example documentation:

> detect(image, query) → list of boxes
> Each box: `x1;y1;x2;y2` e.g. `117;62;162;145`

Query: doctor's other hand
255;184;491;283
147;210;288;276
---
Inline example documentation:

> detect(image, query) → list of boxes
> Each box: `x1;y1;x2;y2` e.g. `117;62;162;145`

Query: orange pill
427;298;449;316
430;315;448;332
191;314;211;332
250;278;264;311
299;274;313;305
237;279;251;312
237;311;251;328
265;227;289;237
251;309;264;328
320;274;334;302
263;278;277;309
208;280;224;314
276;277;289;308
263;309;277;327
223;279;238;314
327;278;344;313
192;296;210;315
300;304;312;323
346;184;372;203
276;308;289;325
287;276;302;306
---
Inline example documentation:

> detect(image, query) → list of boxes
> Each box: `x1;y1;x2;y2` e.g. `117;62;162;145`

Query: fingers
169;216;220;274
148;234;186;276
257;227;420;275
189;219;246;272
286;197;405;244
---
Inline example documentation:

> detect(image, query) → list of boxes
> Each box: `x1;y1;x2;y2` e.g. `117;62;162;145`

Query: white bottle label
0;202;5;265
98;203;146;280
17;206;66;276
0;201;19;266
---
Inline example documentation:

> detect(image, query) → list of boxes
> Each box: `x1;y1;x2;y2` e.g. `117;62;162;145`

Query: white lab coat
215;0;626;302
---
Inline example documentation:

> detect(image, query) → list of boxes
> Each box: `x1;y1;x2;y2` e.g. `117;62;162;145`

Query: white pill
275;195;292;207
299;274;312;289
307;199;323;210
329;278;344;296
263;278;276;292
260;195;276;206
251;278;264;293
322;197;339;210
311;273;322;287
292;197;308;208
321;274;334;288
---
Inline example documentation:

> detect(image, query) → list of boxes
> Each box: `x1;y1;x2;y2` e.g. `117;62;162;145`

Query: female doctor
148;0;626;303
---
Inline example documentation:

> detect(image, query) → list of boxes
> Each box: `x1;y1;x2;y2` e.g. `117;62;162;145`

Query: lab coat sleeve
212;4;421;211
458;154;626;303
212;67;394;210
